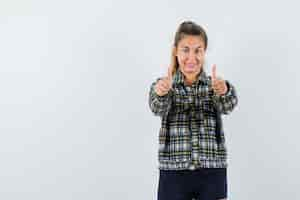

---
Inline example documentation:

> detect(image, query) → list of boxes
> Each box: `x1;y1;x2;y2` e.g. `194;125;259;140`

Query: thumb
212;64;217;81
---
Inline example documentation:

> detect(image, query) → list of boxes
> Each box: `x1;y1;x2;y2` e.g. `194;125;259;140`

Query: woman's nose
187;53;197;61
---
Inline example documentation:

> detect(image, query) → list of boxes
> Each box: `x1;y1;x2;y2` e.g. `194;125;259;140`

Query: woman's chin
183;68;197;74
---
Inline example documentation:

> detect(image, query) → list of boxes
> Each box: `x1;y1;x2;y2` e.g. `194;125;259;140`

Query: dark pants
157;168;227;200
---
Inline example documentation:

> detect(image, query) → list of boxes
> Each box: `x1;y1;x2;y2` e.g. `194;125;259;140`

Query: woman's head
171;21;208;78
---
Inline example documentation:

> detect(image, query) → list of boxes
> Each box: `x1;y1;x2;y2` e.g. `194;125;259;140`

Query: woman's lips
186;64;195;69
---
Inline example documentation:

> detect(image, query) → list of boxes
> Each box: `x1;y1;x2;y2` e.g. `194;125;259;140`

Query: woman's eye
196;49;204;55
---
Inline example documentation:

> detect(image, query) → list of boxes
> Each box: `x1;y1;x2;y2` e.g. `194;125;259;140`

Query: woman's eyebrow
181;46;203;49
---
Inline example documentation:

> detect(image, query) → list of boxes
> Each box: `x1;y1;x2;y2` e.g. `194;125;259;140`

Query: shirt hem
158;159;227;170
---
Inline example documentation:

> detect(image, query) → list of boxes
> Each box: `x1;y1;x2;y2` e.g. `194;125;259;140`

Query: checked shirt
149;69;238;170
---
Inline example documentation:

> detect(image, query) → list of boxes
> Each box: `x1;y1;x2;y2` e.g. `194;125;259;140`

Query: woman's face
175;35;206;78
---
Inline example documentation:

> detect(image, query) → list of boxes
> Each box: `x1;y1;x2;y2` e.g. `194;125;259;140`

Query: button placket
186;85;202;169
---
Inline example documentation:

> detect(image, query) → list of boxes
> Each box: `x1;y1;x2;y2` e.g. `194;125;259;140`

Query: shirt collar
173;69;208;86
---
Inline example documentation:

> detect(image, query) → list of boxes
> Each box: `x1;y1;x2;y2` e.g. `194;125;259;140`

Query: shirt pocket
170;93;190;114
200;96;217;134
201;95;215;113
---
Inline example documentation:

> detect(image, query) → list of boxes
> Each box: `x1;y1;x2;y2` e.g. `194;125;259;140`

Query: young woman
148;21;238;200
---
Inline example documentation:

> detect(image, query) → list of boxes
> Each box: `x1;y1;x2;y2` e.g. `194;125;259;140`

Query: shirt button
188;163;196;170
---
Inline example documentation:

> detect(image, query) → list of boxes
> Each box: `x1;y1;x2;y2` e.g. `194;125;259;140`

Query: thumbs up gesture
211;64;228;96
154;47;176;96
154;66;174;96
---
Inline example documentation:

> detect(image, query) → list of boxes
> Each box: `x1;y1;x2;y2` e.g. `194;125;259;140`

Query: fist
211;64;228;96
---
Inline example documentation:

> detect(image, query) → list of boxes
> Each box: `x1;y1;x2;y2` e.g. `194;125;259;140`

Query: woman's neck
184;71;201;86
184;76;196;86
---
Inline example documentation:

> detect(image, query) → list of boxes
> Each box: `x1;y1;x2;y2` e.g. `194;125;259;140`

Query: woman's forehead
178;36;205;48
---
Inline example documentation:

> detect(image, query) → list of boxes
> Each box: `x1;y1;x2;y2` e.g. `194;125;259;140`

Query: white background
0;0;299;199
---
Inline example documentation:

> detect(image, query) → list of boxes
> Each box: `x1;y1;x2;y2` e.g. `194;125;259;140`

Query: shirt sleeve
211;80;238;115
148;78;173;117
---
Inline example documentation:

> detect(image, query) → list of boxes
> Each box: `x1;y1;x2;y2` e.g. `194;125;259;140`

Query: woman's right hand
154;66;173;96
154;47;176;96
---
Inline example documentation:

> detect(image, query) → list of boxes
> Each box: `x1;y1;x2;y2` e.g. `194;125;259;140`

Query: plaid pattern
149;69;238;170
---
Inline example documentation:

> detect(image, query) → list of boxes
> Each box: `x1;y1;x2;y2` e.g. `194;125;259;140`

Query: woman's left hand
211;64;228;96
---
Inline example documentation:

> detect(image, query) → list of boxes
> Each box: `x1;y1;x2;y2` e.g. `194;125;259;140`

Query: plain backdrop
0;0;299;199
